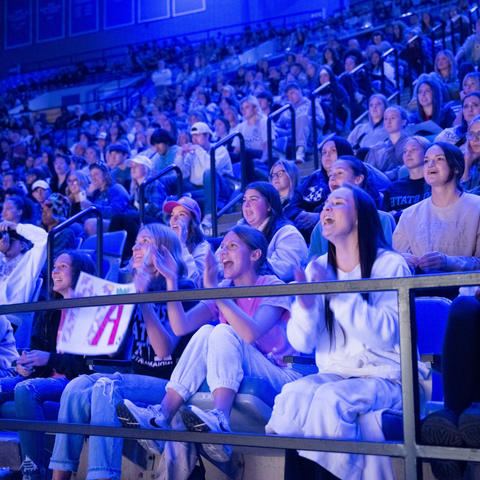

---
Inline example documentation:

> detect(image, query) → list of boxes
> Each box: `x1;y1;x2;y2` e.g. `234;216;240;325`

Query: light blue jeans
49;373;168;480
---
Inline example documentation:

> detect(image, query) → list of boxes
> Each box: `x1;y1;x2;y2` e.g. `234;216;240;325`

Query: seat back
415;296;451;402
80;231;127;258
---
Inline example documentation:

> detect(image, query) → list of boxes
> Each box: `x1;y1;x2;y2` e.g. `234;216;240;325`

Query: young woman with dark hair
116;224;302;471
393;142;480;273
50;224;196;480
318;65;349;128
0;250;96;480
266;184;421;480
2;194;33;224
309;156;395;260
240;181;308;281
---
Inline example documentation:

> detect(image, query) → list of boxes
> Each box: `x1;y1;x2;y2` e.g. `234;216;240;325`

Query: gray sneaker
181;405;232;462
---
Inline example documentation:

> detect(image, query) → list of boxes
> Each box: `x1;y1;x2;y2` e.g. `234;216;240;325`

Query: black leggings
442;296;480;416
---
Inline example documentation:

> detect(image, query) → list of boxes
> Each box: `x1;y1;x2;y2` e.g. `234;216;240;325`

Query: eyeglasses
466;132;480;141
269;170;286;180
67;179;79;185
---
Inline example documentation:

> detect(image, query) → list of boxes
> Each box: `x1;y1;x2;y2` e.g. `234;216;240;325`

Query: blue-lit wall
0;0;342;78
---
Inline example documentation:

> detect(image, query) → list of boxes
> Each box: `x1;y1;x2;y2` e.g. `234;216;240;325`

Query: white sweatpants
267;373;403;480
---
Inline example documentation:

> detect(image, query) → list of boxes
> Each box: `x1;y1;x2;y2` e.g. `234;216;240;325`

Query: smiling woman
393;142;480;273
266;184;418;480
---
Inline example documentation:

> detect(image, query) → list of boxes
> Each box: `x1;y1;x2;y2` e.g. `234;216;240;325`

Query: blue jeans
0;376;70;480
49;373;168;480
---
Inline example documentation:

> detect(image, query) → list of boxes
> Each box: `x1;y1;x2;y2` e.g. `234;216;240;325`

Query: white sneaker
116;399;168;430
181;405;232;462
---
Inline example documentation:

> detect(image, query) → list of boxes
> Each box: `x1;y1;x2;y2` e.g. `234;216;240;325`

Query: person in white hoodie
266;184;428;480
0;221;48;373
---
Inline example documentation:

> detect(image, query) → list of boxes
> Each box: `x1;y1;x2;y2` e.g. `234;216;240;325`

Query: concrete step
218;212;242;224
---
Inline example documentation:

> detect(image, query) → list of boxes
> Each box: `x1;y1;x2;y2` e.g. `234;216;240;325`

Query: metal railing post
406;35;419;97
347;62;367;131
267;104;296;169
210;131;245;237
47;206;103;296
311;82;332;170
139;165;183;224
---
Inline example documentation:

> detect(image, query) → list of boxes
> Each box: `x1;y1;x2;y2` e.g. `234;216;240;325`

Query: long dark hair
417;79;443;124
244;181;290;244
6;195;33;223
186;215;205;253
52;250;97;299
230;224;271;275
324;184;389;346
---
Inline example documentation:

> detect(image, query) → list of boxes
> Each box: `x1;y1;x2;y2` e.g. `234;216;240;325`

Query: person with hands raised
393;142;480;274
116;225;302;476
49;224;196;480
266;184;421;480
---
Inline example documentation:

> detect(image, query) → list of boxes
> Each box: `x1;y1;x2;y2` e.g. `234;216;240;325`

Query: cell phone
79;191;87;202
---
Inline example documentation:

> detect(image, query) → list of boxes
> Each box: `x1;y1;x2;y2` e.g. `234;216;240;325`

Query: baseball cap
32;180;50;191
126;155;153;170
163;196;201;222
97;132;107;140
190;122;213;136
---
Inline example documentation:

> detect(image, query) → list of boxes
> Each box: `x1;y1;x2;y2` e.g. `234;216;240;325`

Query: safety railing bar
349;62;366;77
0;417;408;456
139;165;182;224
354;110;369;126
210;131;245;237
311;81;334;170
47;206;103;294
217;192;243;219
347;63;370;130
398;287;423;479
381;47;395;59
388;91;401;103
267;103;296;170
4;271;480;316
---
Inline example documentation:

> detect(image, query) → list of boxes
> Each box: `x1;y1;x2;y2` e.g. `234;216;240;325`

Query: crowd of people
1;1;480;479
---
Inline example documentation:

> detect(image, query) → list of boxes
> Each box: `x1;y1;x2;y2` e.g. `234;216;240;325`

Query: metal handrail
406;35;422;97
346;62;370;130
311;82;335;170
139;165;182;224
430;22;447;65
47;206;103;295
352;90;401;128
469;5;479;33
2;271;480;480
267;104;296;170
216;192;243;219
380;47;400;103
210;131;245;238
450;14;464;54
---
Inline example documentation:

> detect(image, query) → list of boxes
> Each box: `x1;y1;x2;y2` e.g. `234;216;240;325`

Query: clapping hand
295;262;336;310
203;249;219;289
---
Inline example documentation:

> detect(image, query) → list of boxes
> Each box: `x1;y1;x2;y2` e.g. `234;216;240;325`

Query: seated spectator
162;197;210;287
460;72;480;101
0;220;47;331
436;92;480;147
40;194;75;255
65;170;90;219
25;168;46;197
257;91;274;116
434;50;460;101
82;163;130;237
108;144;131;192
309;156;395;260
269;160;300;218
0;251;96;480
69;155;87;172
2;170;28;196
266;184;415;480
117;225;302;473
393;142;480;273
2;195;33;225
411;78;456;129
83;145;102;173
238;182;308;281
50;154;69;195
321;47;343;76
455;16;480;68
31;180;51;207
347;94;389;150
461;114;480;190
365;105;409;179
368;48;396;94
151;60;172;95
276;82;325;163
382;136;432;222
318;66;350;129
150;128;179;173
50;224;196;480
170;122;233;232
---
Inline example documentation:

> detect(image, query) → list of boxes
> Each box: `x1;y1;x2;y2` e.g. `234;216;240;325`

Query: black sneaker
459;403;480;448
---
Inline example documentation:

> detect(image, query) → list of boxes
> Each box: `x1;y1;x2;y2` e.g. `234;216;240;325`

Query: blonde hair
66;170;90;204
